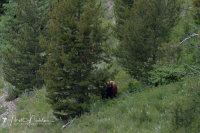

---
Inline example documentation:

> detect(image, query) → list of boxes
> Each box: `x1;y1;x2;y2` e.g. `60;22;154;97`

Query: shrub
0;77;5;89
114;68;133;94
5;83;19;101
128;80;148;93
149;64;185;86
0;77;18;101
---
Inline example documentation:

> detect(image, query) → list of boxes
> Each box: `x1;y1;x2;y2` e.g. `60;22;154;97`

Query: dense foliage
192;0;200;25
113;0;134;40
149;64;185;86
0;1;17;69
1;0;49;94
0;0;8;16
114;0;181;81
42;0;109;119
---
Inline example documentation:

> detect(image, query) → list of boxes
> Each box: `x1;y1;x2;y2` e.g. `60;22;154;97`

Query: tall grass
0;77;199;133
63;77;200;133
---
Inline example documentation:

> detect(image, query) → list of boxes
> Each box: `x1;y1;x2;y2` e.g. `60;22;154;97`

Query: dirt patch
0;94;17;119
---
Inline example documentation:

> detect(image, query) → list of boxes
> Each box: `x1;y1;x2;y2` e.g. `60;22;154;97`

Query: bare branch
178;33;199;46
62;116;77;129
191;65;200;70
184;64;200;74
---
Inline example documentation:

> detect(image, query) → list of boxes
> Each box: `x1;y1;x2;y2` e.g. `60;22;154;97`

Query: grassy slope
0;76;199;133
64;77;200;133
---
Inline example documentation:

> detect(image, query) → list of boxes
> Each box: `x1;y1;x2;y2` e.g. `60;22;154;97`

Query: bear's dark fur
103;81;118;99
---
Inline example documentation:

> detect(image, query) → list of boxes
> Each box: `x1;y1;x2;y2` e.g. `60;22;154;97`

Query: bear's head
106;82;111;87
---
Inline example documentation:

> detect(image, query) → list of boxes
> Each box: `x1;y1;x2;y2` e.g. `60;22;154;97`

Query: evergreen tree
2;0;48;93
42;0;108;119
0;0;8;16
192;0;200;25
0;1;17;67
114;0;181;81
114;0;134;40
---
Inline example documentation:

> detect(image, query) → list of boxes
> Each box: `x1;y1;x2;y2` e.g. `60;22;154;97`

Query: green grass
0;105;7;115
0;77;5;96
63;77;200;133
0;77;5;89
0;77;199;133
0;89;4;97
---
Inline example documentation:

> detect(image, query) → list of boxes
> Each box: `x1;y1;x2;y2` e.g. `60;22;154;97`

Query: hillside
65;77;200;133
0;0;199;132
0;77;199;133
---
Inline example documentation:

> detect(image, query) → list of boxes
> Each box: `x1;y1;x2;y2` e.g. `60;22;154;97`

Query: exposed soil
0;93;17;119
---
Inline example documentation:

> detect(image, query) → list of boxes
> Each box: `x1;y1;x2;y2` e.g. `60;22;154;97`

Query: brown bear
105;81;118;98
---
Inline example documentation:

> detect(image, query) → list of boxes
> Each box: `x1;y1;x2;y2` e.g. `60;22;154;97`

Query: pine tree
192;0;200;25
0;0;8;16
114;0;181;81
2;0;48;93
114;0;134;40
42;0;108;119
0;1;17;67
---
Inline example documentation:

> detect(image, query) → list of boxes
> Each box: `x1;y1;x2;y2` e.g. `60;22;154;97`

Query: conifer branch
181;7;200;15
183;20;200;30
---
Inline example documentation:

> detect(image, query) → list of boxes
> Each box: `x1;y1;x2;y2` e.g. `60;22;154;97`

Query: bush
5;83;19;101
149;64;185;86
114;68;133;94
128;80;148;93
0;77;5;89
0;77;18;101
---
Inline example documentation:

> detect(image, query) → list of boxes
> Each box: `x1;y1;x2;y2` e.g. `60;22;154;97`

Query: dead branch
62;116;77;129
178;33;199;46
184;64;200;74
